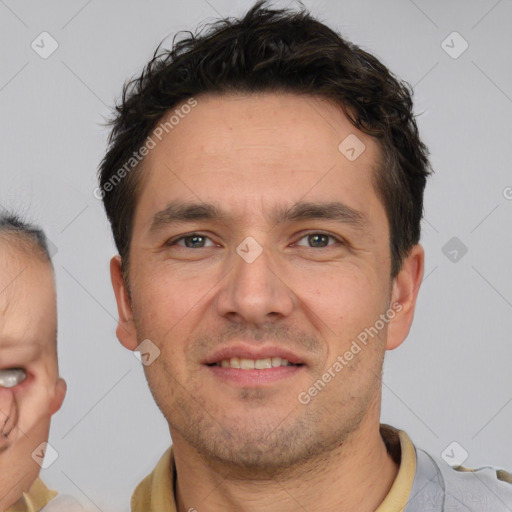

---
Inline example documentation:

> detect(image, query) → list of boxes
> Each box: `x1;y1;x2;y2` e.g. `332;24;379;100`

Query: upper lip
203;344;306;365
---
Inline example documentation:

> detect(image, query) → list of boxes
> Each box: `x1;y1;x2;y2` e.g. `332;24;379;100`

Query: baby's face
0;242;66;510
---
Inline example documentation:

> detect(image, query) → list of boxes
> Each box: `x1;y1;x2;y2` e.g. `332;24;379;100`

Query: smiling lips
215;356;297;369
204;344;305;368
204;345;306;385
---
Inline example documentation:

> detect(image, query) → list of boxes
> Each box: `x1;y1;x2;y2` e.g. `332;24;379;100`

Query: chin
176;411;336;475
0;456;40;510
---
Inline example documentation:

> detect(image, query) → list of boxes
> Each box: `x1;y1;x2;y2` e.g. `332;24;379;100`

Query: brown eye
0;368;27;388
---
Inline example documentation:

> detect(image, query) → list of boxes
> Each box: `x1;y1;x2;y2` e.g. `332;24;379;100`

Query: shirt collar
375;425;417;511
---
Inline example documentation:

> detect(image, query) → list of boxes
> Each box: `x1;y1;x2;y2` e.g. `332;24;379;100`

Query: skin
0;240;66;511
111;92;424;511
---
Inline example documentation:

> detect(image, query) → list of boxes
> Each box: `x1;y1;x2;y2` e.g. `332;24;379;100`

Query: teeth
0;368;27;388
217;357;294;369
240;358;255;369
255;358;271;369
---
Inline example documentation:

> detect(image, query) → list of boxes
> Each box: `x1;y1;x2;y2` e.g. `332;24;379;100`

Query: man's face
0;242;65;509
112;93;422;470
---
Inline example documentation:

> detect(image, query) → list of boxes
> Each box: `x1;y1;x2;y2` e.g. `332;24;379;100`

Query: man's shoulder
445;461;512;509
131;447;175;512
452;463;512;484
409;445;512;511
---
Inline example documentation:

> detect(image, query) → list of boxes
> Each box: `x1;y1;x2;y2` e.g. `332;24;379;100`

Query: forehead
0;242;56;349
136;92;384;230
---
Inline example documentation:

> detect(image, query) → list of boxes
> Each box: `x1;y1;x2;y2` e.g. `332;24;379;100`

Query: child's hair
0;212;53;266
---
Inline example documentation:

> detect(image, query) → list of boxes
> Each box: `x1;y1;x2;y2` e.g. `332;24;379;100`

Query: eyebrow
0;338;38;349
0;341;42;360
150;200;368;233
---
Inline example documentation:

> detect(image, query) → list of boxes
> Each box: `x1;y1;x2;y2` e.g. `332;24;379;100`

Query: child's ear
49;377;66;416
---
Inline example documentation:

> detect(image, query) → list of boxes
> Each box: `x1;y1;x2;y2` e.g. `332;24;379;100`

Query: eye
0;368;27;388
167;233;216;249
295;232;342;248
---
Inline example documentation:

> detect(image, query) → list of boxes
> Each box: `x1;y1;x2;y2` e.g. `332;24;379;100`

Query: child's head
0;214;66;510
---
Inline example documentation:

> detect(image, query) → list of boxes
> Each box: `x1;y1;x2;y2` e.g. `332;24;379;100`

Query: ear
49;377;66;416
110;255;139;351
386;244;424;350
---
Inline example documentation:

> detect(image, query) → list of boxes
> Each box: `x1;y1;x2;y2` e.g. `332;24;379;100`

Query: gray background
1;0;511;510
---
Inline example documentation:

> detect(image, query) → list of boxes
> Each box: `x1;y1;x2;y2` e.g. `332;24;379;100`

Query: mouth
203;346;306;386
208;356;302;369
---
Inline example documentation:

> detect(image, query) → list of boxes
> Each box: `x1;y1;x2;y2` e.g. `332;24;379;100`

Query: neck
173;416;398;512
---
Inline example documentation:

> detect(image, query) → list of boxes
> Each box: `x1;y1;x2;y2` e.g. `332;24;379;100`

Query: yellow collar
376;425;416;511
5;478;57;512
131;445;175;512
131;425;416;512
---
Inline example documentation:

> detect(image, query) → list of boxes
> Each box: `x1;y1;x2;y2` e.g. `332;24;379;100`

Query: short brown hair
98;0;432;277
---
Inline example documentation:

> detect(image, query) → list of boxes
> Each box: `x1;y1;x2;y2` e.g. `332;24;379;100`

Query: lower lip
206;365;303;386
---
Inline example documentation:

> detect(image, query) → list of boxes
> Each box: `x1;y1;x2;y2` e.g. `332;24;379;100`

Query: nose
215;239;295;326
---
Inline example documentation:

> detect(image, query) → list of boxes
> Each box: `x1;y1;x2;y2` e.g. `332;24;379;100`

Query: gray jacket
406;447;512;511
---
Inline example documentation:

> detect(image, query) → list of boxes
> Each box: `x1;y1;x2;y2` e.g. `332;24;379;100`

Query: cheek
0;392;50;474
142;345;192;418
12;370;56;430
15;391;53;437
294;264;386;323
131;272;198;376
132;262;217;336
135;261;186;306
298;269;390;377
